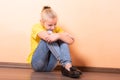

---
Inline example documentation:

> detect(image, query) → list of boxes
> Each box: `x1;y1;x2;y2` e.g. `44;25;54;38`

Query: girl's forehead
45;18;57;23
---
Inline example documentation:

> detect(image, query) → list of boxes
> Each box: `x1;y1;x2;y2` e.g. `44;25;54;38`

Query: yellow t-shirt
27;23;64;63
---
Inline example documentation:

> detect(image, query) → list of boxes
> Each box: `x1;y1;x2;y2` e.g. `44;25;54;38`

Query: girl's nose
50;26;55;30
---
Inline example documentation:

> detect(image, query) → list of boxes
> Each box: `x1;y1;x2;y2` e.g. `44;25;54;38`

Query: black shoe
61;66;82;78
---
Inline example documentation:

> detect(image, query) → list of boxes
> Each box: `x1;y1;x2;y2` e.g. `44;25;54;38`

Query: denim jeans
31;40;72;72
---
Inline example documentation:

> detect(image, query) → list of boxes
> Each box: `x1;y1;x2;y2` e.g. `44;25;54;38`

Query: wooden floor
0;67;120;80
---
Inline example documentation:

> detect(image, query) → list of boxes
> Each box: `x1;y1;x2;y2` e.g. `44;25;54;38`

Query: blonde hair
41;6;57;21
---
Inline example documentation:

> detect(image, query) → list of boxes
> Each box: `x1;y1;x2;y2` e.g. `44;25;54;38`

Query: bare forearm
38;31;59;43
59;32;74;44
38;31;49;41
38;31;74;44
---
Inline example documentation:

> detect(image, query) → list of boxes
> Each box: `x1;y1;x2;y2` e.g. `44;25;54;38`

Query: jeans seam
48;43;60;61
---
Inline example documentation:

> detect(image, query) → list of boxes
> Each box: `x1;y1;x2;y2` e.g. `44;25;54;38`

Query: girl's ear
40;19;42;23
40;19;45;26
40;19;44;24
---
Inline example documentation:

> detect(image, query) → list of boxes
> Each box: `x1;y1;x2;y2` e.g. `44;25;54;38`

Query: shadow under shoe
61;66;82;78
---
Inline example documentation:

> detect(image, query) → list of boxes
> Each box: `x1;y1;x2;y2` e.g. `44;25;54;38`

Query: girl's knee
31;60;45;72
32;64;43;72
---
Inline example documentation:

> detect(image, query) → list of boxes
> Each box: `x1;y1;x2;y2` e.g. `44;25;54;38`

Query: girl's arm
58;32;74;44
37;31;49;42
37;31;74;44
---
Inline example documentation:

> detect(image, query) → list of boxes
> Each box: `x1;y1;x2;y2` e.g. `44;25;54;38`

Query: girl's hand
46;33;59;43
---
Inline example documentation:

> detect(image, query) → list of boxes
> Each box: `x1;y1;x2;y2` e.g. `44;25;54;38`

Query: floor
0;67;120;80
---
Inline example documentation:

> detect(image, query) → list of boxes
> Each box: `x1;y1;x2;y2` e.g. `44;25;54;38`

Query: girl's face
42;18;57;31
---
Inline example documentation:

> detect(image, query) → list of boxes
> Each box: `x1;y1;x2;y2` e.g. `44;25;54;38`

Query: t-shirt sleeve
55;26;64;33
31;24;44;39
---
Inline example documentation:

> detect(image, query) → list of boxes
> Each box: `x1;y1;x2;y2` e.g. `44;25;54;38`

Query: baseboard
0;62;120;73
0;62;31;69
55;65;120;73
79;66;120;73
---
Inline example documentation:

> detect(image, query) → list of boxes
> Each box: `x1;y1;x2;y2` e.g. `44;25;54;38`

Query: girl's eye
48;23;56;26
48;24;52;26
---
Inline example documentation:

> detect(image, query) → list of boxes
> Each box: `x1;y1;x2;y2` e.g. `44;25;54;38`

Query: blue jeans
31;40;72;72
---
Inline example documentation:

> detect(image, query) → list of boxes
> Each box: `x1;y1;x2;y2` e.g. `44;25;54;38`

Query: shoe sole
62;73;80;78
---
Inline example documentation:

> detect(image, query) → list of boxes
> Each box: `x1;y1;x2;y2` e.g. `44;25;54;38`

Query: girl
27;6;82;78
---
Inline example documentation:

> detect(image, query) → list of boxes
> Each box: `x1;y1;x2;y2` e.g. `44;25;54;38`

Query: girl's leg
41;41;72;71
31;40;58;72
32;40;72;72
59;41;72;67
31;40;49;71
32;40;81;78
58;41;82;78
47;41;72;67
48;41;82;78
44;52;58;71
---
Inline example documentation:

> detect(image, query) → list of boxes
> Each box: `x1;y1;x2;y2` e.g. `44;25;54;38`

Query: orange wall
0;0;120;68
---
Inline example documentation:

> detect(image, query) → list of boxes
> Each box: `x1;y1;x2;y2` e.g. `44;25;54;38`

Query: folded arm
38;31;74;44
